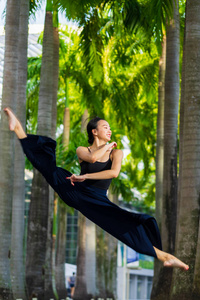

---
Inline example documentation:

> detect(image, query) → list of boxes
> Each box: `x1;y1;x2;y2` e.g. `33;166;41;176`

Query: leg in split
4;107;58;186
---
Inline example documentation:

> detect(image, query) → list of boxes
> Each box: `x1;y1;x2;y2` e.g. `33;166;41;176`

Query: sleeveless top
80;148;113;190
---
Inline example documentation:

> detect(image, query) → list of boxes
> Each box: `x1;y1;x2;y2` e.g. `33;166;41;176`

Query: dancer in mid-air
4;107;189;271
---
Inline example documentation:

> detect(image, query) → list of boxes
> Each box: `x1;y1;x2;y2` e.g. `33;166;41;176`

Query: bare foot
154;247;189;271
4;107;19;131
3;107;27;139
164;255;189;271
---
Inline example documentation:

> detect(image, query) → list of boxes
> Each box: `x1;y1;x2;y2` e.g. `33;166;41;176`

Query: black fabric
80;159;112;190
20;134;162;258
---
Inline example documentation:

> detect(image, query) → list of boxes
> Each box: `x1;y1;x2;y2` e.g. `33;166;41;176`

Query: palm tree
170;1;200;299
73;111;91;300
84;111;97;298
96;192;118;299
85;218;97;296
159;0;180;297
25;1;54;298
151;35;166;299
151;1;180;299
52;1;59;138
46;2;60;298
55;84;70;298
55;199;68;298
54;26;76;298
73;213;88;300
0;0;20;297
50;4;69;299
10;0;29;298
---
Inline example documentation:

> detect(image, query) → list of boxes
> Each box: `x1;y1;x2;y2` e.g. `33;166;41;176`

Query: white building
117;242;154;300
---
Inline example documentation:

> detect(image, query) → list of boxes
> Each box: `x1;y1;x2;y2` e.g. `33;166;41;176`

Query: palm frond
55;0;102;21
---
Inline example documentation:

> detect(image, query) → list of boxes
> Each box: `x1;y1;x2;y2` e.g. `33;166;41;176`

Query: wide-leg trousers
20;134;162;258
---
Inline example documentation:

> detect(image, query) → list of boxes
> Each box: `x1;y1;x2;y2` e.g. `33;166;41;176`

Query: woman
4;107;189;270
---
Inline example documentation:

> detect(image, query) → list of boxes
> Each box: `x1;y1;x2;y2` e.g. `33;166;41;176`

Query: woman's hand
106;141;117;152
66;174;86;186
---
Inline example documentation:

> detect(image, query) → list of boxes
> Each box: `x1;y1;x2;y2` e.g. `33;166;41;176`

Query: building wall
117;266;153;300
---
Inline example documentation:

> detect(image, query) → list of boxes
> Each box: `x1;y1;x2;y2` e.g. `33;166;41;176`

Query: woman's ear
92;129;97;136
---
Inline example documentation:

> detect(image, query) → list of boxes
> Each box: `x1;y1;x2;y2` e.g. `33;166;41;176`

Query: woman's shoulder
111;149;123;160
76;146;89;153
76;146;91;163
112;148;123;154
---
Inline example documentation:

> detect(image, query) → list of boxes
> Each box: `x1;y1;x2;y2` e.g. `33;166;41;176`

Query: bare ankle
15;125;27;139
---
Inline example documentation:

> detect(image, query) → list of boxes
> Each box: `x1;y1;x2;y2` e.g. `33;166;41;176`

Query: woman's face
93;120;112;142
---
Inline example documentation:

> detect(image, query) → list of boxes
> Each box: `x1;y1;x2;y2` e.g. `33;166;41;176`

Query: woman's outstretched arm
67;149;123;186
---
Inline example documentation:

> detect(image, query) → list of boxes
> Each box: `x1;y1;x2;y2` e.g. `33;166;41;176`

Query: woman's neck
91;139;107;150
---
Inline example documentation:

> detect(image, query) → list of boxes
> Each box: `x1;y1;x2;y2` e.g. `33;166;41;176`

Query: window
65;210;78;264
137;276;143;299
147;277;153;299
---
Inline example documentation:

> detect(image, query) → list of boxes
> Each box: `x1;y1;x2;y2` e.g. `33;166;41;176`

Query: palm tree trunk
55;109;70;297
155;34;166;234
63;107;70;149
55;201;68;297
10;0;29;298
73;110;90;300
151;35;166;299
81;109;97;297
96;226;106;298
73;213;88;300
49;2;60;296
37;11;53;136
51;5;60;298
55;71;70;296
96;192;118;299
162;0;179;255
104;231;117;299
81;109;89;131
63;78;70;149
26;4;54;299
104;192;118;300
44;186;55;300
176;0;187;241
151;1;180;298
85;217;96;296
170;1;200;299
0;0;20;297
51;3;59;138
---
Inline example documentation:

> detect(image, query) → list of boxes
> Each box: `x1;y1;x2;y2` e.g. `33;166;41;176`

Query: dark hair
87;117;104;144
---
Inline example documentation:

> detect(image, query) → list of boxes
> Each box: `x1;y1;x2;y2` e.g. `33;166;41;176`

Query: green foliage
179;0;186;75
80;9;104;82
26;56;41;133
56;127;87;174
29;0;42;17
121;154;156;207
26;0;171;211
148;0;174;46
111;175;135;203
55;0;102;21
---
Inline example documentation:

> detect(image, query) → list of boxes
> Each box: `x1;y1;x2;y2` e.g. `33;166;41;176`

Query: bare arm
67;149;123;185
85;149;123;179
76;142;117;163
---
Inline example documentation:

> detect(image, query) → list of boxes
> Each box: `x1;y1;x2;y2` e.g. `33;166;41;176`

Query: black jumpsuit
20;134;162;258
